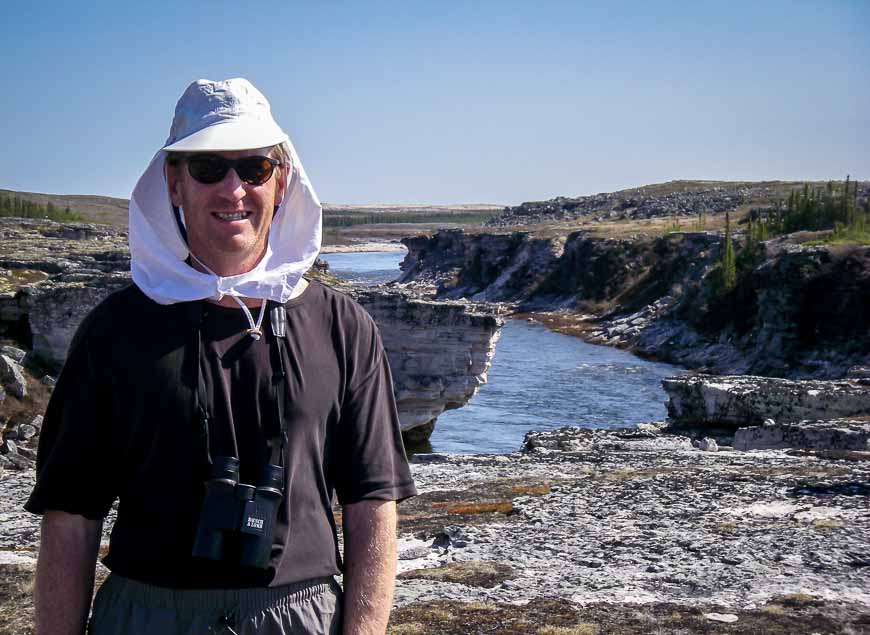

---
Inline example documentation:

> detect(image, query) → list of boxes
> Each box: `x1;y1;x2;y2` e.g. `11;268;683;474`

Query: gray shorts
88;573;343;635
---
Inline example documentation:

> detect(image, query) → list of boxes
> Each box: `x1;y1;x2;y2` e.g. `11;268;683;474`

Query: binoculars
192;456;284;569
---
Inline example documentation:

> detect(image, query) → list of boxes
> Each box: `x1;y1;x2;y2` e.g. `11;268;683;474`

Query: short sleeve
333;325;417;506
25;318;119;519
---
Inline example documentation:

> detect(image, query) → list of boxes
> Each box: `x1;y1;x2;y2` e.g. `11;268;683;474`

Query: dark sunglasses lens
235;157;275;185
187;156;228;184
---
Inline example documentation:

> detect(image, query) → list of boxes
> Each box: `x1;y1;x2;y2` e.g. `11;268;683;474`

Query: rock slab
663;374;870;427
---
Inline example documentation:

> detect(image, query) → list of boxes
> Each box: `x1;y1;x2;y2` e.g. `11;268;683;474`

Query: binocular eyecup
192;456;284;569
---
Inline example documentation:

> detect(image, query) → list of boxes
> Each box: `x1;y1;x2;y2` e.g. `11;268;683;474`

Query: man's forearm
342;499;398;635
35;511;103;635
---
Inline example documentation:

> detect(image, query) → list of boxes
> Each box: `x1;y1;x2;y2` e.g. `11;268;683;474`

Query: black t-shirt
26;280;417;588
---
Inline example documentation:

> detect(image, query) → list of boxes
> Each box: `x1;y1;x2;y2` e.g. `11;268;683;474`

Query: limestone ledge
355;289;502;438
0;218;503;442
663;374;870;427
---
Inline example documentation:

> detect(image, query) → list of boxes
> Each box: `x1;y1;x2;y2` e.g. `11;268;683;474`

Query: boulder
17;423;37;441
693;437;719;452
0;345;26;362
663;374;870;427
0;354;27;398
733;420;870;451
29;414;43;432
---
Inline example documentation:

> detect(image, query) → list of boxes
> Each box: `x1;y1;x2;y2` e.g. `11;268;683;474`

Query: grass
812;518;844;530
0;269;51;295
387;596;869;634
442;501;514;515
396;477;557;536
538;626;598;635
398;561;515;588
806;227;870;246
511;484;552;496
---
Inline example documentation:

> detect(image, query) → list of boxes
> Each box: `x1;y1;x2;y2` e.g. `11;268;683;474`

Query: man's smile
213;211;252;222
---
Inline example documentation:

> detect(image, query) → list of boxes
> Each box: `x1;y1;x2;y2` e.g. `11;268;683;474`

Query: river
320;250;683;453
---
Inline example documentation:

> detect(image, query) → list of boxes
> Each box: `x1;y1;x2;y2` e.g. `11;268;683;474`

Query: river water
320;250;683;453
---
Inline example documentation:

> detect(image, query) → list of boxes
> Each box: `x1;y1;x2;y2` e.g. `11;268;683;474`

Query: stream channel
320;250;683;454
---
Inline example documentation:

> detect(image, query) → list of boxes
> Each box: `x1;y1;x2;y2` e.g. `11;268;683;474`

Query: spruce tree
722;211;736;291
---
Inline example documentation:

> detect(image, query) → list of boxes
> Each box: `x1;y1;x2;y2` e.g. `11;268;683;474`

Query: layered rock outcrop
662;374;870;452
0;218;502;443
355;290;502;440
662;374;870;426
400;228;870;378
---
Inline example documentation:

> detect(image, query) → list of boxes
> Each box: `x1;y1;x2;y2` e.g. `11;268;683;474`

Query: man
26;78;417;635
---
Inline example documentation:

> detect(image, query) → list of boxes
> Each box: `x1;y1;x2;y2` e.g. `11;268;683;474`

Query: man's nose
215;168;247;201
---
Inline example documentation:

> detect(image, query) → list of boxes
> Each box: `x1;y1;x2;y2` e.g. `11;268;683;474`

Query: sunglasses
184;154;281;186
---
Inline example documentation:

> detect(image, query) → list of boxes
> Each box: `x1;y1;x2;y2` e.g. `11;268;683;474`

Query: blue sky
2;1;868;205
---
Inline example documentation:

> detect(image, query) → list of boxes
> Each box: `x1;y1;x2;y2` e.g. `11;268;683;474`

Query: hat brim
162;120;289;152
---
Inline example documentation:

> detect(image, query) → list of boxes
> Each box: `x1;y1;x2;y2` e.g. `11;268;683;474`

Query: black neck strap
193;302;289;470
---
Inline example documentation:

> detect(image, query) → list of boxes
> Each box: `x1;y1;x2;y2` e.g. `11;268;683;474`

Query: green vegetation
707;211;739;297
0;193;87;222
765;176;869;243
324;210;497;228
664;213;682;234
736;214;769;271
721;211;737;291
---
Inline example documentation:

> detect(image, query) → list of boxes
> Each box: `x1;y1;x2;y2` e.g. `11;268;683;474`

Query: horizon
2;1;868;206
4;176;870;210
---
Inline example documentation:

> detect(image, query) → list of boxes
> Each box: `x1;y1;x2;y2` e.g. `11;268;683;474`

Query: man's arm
341;499;398;635
35;511;103;635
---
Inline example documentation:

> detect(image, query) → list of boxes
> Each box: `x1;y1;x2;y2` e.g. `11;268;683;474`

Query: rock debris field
393;427;870;610
3;426;870;633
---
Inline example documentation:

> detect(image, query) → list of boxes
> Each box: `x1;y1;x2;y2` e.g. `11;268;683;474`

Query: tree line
0;193;87;222
713;177;869;294
766;176;867;235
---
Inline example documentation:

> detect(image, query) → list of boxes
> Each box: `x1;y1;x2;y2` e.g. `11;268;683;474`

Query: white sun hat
162;78;289;152
128;78;322;306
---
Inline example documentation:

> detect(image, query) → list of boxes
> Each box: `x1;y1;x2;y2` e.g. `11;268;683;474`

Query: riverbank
398;229;870;380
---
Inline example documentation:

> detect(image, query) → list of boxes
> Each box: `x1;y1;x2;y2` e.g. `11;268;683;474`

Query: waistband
99;573;337;615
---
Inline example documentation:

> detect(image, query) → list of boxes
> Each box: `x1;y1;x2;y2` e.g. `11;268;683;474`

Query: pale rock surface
394;426;870;610
733;419;870;451
0;354;27;398
663;374;870;426
0;345;26;362
355;289;502;439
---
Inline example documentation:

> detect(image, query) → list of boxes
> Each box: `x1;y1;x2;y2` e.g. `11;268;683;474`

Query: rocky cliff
355;290;501;441
400;228;870;379
0;218;501;446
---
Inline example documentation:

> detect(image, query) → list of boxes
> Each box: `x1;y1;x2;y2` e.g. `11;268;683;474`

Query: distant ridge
0;188;503;229
5;179;866;230
0;189;129;227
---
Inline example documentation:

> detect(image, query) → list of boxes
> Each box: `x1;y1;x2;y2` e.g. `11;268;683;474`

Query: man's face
167;147;287;276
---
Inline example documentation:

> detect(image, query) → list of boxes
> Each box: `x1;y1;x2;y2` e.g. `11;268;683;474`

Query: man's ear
274;164;289;206
166;161;184;207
